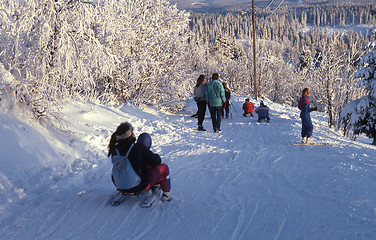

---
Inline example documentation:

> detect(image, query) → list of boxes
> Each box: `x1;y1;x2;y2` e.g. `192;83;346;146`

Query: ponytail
107;132;118;157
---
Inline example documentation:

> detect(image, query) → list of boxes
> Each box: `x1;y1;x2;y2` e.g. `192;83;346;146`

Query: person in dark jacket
298;88;317;144
194;75;207;131
222;82;231;118
206;73;226;133
108;122;172;201
255;101;270;123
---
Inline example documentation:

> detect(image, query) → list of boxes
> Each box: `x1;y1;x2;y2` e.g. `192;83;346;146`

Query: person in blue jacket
298;88;317;143
255;101;270;123
206;73;226;133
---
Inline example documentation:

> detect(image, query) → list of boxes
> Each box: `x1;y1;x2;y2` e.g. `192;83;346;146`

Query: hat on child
138;132;152;149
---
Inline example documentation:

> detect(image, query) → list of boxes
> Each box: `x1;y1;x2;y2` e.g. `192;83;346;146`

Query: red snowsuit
243;102;254;114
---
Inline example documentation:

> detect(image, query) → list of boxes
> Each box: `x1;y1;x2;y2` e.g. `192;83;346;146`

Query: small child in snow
255;101;270;123
298;88;317;144
242;98;254;117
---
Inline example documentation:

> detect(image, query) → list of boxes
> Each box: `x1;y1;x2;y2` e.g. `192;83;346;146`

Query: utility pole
251;0;258;99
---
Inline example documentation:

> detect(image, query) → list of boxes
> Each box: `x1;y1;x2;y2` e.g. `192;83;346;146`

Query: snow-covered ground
1;96;376;240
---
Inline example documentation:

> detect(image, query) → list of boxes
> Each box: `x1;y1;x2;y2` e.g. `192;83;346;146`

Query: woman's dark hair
107;122;133;157
212;73;219;80
196;75;205;87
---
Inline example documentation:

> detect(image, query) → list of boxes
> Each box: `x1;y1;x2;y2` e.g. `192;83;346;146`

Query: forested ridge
1;1;376;143
189;3;376;133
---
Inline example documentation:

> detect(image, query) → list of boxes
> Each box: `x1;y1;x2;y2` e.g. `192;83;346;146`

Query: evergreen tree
341;41;376;145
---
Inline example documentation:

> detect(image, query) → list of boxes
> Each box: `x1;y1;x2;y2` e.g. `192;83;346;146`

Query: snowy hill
1;97;376;240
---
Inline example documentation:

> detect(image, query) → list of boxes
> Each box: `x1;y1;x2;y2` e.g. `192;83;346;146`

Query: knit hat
137;132;152;149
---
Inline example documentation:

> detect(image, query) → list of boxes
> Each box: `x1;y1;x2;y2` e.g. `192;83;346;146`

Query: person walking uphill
206;73;226;133
298;88;317;144
194;75;207;131
108;122;172;201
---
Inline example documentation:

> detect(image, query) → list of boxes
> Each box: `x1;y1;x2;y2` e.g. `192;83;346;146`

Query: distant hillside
168;0;376;13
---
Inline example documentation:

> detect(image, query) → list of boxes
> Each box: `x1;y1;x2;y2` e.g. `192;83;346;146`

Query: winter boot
306;136;312;144
161;192;172;201
151;184;161;194
301;136;307;143
198;125;206;131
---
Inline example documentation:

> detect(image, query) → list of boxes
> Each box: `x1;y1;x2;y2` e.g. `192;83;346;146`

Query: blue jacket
298;96;314;126
206;80;226;107
255;105;269;118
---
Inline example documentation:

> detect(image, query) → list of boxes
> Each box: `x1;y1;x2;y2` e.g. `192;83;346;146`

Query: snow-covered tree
0;0;191;115
311;46;346;128
296;48;312;71
0;0;117;117
0;1;27;111
340;41;376;145
96;0;191;110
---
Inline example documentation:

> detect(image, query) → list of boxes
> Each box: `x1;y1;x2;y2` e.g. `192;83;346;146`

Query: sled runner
289;142;328;146
110;188;161;208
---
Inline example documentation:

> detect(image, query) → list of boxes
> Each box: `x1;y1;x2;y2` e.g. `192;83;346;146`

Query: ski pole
230;102;240;117
231;103;238;114
229;103;233;120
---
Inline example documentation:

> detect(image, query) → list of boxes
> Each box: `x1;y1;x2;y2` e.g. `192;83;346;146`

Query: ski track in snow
1;97;376;239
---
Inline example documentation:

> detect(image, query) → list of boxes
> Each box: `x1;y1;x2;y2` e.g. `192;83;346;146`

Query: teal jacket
206;80;226;107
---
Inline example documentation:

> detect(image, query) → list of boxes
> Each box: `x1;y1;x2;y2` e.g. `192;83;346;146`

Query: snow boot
198;125;206;131
152;184;161;194
161;192;172;201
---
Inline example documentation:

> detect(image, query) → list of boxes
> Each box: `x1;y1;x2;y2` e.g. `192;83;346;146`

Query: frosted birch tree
1;0;117;117
96;0;191;110
1;0;192;115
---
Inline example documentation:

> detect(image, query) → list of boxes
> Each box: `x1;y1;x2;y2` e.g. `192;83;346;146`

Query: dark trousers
196;100;207;126
209;106;222;131
257;117;270;123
